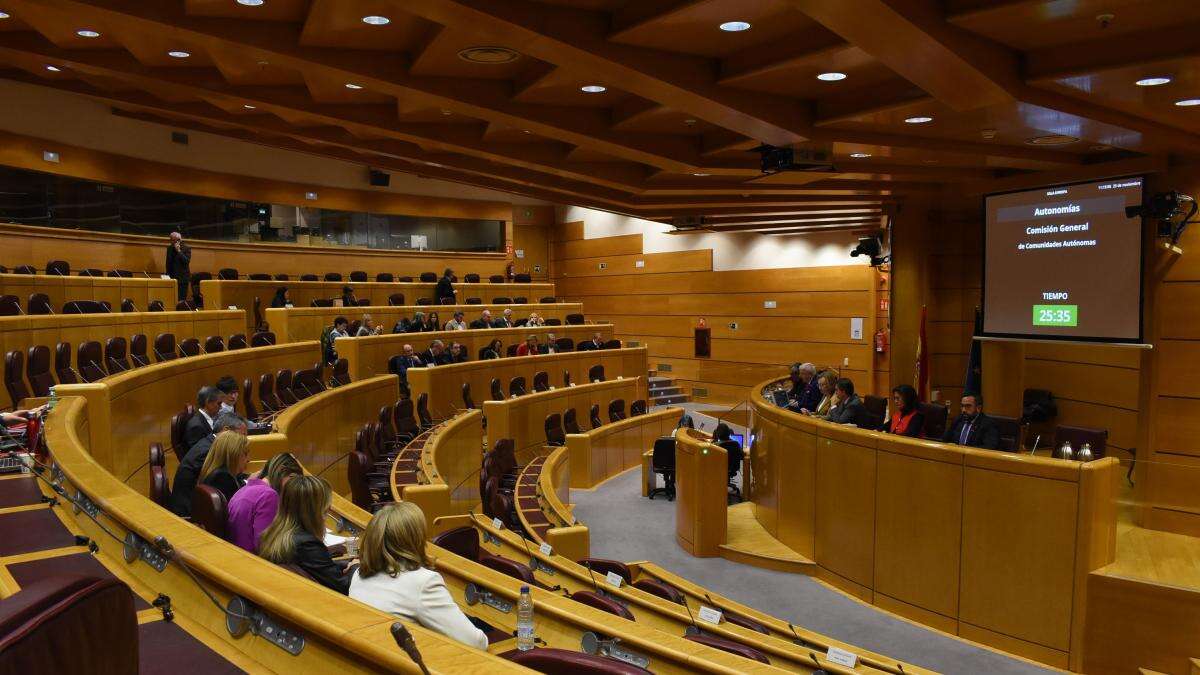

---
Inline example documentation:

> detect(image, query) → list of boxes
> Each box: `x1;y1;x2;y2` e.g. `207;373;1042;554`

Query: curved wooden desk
205;279;554;332
0;308;244;409
483;377;641;457
43;396;524;674
0;271;174;312
565;406;681;489
407;347;647;420
528;445;590;560
338;323;615;383
674;377;1120;669
268;302;583;344
55;341;321;491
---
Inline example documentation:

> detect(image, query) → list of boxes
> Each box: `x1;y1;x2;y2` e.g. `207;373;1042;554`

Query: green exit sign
1033;304;1078;327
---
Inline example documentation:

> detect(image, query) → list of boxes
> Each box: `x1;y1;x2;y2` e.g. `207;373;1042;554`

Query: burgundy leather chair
149;466;171;509
589;404;602;429
492;296;512;304
462;382;475;409
190;484;228;539
178;338;201;357
509;376;526;397
300;274;319;281
63;300;108;314
375;273;394;283
563;408;582;434
250;331;276;347
419;272;437;282
217;267;239;280
540;296;556;303
588;365;605;382
489;274;504;283
78;268;104;277
54;342;77;384
632;578;685;604
919;402;949;440
27;293;52;315
465;297;482;305
12;265;35;275
393;399;419;442
153;333;177;362
169;409;192;463
275;370;297;406
147;300;165;312
4;350;30;406
387;293;406;306
119;298;136;313
258;373;281;412
500;647;651;674
248;273;271;281
104;337;130;373
490;378;504;401
0;575;138;674
324;272;342;282
577;558;631;584
330;358;350;387
532;371;549;392
26;345;54;397
241;379;258;421
204;336;225;353
566;313;585;325
570;591;634;620
544;413;565;447
348;451;393;512
629;400;647;417
44;260;70;276
397;276;414;282
684;634;770;663
227;334;248;350
129;334;150;367
76;341;106;383
0;295;21;316
608;399;626;423
349;271;368;282
416;393;433;429
148;442;165;468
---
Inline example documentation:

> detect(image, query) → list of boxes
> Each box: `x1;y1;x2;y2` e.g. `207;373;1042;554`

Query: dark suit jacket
942;413;1001;450
168;434;215;516
827;394;869;426
166;242;191;279
787;378;822;413
435;276;454;301
182;412;213;452
420;349;450;366
492;318;513;329
291;530;350;594
200;468;246;505
387;354;423;378
468;319;490;329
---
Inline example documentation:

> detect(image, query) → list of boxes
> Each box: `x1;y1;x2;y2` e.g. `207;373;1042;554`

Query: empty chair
191;484;228;538
514;273;531;283
602;339;621;349
461;273;479;283
509;376;526;397
991;414;1023;452
630;399;647;416
489;274;504;283
149;464;171;509
570;591;634;620
461;382;475;409
98;300;112;313
375;272;394;282
108;269;133;277
250;331;276;347
350;271;368;282
387;293;406;306
490;378;504;401
76;341;107;382
0;295;22;316
544;413;565;446
506;345;519;357
419;272;437;282
919;402;949;439
300;274;319;281
147;300;165;312
393;399;419;442
248;273;272;280
204;336;225;353
608;399;626;423
544;318;562;326
540;296;556;303
77;268;103;277
120;298;136;313
4;350;30;407
13;265;36;275
330;358;351;387
273;273;289;281
588;365;605;382
175;300;195;311
258;373;281;412
589;404;602;429
27;293;52;315
397;276;413;282
863;395;887;423
149;442;165;468
153;333;178;362
217;268;239;280
348;451;393;512
563;370;571;387
439;296;456;305
63;300;108;314
1054;425;1108;459
324;272;342;281
129;334;150;367
492;296;511;304
310;298;334;307
649;438;676;500
45;260;70;276
416;392;433;429
178;338;201;357
275;369;297;406
227;333;248;350
684;634;770;664
54;342;78;384
512;296;527;304
532;371;549;392
563;408;581;434
554;337;573;351
465;297;482;305
26;345;54;396
633;577;686;604
104;337;130;373
415;298;432;306
566;313;585;325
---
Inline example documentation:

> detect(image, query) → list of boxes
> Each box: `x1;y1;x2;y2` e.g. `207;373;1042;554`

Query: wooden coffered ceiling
0;0;1198;233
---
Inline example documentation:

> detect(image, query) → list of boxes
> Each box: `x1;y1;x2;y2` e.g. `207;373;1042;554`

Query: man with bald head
787;362;822;413
166;231;191;301
469;310;492;330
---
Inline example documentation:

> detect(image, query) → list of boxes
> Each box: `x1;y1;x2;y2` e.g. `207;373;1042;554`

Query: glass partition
0;165;504;252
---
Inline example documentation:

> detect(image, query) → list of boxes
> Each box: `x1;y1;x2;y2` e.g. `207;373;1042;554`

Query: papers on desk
324;530;349;547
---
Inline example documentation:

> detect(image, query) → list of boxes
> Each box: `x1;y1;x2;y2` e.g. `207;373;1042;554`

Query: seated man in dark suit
387;344;423;380
183;385;223;450
785;362;822;413
469;309;493;330
942;393;1000;450
492;308;514;329
419;340;450;366
169;413;248;517
826;378;869;427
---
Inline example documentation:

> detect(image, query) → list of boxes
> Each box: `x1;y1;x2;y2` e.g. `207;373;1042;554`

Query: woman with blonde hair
349;502;487;649
258;475;350;594
198;430;249;504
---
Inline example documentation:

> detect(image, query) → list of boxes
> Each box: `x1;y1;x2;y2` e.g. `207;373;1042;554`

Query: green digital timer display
1032;304;1078;327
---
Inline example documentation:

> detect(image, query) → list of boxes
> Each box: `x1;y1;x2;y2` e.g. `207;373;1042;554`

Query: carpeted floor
571;468;1053;675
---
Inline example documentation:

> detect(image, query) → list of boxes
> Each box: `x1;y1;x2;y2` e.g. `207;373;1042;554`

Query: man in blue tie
942;393;1000;450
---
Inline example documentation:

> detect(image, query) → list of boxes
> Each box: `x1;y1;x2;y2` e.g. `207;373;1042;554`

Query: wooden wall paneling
552;233;644;261
483;378;639;456
1069;458;1120;671
265;302;582;344
0;223;508;282
553;266;872;296
617;334;871;370
773;421;817;559
1150;396;1200;457
1082;573;1200;675
555;249;713;278
511;205;553;281
814;428;877;590
562;407;681;489
674;428;728;557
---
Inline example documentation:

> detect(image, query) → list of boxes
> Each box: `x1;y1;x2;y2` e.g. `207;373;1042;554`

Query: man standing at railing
166;231;192;302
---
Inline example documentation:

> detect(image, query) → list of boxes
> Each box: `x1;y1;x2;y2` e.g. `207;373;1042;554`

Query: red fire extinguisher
874;328;889;354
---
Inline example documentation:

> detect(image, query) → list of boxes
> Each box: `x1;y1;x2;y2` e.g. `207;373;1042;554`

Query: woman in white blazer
349;502;488;649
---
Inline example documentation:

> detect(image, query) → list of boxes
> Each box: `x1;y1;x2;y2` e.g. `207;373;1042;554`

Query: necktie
959;420;973;445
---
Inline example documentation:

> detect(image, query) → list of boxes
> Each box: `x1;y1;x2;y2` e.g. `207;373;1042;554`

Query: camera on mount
1126;191;1196;244
850;236;888;267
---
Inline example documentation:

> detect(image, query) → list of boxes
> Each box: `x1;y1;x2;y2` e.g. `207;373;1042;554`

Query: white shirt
198;407;215;430
350;566;487;650
444;319;467;331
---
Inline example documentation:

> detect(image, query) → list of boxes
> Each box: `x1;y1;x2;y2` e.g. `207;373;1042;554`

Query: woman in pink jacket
226;453;302;552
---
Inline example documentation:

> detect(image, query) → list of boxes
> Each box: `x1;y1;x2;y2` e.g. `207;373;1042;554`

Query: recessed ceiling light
361;15;390;25
76;29;100;38
719;21;751;32
440;108;452;116
237;0;264;6
521;129;531;134
1135;76;1171;87
167;50;190;58
457;46;520;64
580;85;606;93
1175;98;1200;107
0;11;10;19
692;172;710;177
904;116;933;124
850;152;871;158
817;72;847;81
45;65;61;72
345;83;363;89
1026;134;1079;145
1091;144;1112;151
243;104;256;109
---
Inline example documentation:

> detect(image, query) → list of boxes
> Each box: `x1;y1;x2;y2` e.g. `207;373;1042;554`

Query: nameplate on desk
538;542;552;556
569;383;576;387
492;517;504;530
228;305;237;310
617;375;623;379
160;274;171;280
548;386;555;390
826;647;857;668
697;606;722;625
605;571;623;588
285;303;293;308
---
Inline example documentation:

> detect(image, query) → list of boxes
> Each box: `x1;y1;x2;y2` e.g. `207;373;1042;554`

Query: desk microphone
808;652;829;675
1028;434;1040;455
390;623;430;675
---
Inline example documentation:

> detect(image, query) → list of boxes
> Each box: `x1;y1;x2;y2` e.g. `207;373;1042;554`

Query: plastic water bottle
47;386;58;411
1059;441;1073;460
516;586;534;651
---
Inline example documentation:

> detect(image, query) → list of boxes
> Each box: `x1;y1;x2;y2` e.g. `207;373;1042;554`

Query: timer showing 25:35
1032;304;1078;327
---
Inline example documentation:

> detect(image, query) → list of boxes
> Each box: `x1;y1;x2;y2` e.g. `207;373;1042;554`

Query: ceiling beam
21;0;706;171
717;32;848;85
1024;21;1200;81
608;0;708;41
703;216;883;231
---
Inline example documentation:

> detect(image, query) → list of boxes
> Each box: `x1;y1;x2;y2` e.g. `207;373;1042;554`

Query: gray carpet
571;468;1052;675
